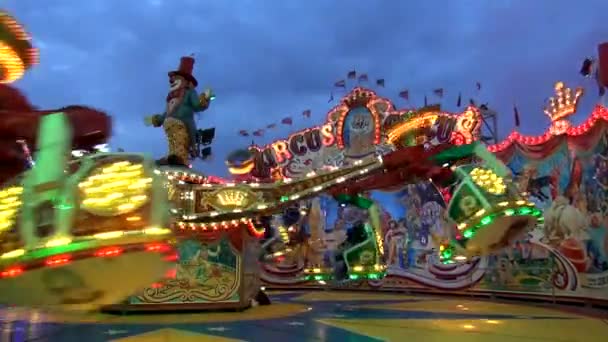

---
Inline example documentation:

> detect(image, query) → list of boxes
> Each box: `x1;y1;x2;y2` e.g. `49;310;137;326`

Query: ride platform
2;290;607;341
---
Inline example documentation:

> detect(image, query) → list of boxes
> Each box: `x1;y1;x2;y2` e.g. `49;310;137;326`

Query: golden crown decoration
342;87;375;108
544;81;583;122
543;81;583;136
209;188;253;210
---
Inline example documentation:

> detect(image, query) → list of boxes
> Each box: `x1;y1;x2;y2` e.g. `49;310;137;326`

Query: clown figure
146;56;212;166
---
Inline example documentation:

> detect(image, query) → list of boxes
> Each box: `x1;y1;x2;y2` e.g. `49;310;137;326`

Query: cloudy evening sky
4;0;607;176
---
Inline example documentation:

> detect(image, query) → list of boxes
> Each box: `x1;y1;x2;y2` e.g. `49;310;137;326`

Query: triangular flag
376;79;385;87
328;92;334;102
580;58;594;77
238;130;249;136
456;93;462;107
424;95;428;106
357;74;368;83
514;105;521;128
347;70;357;79
398;90;409;100
476;82;482;91
281;117;293;125
433;88;444;97
302;109;312;118
334;80;346;88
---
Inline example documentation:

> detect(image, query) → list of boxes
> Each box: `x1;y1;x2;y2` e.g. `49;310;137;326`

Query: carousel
0;10;547;311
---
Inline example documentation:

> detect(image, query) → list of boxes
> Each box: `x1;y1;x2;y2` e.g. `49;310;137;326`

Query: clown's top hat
168;56;198;87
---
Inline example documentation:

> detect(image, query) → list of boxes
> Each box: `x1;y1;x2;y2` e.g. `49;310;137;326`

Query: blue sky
5;0;607;176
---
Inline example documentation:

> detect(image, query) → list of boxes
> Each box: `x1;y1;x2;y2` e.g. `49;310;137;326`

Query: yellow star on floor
317;318;608;341
110;328;243;342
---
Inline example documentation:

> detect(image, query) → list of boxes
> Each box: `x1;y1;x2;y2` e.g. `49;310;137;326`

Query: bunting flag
580;58;594;77
476;82;482;91
302;109;312;118
357;74;368;83
266;123;276;129
347;70;357;79
456;92;462;107
334;80;346;88
281;117;293;125
398;90;409;100
424;95;428;106
469;98;476;106
433;88;444;97
253;129;264;137
328;92;334;102
376;79;385;87
238;130;249;137
514;105;521;128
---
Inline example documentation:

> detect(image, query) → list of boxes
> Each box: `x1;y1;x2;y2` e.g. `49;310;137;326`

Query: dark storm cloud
4;0;607;176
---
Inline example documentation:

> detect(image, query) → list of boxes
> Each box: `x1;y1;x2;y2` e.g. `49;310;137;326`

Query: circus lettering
252;123;336;173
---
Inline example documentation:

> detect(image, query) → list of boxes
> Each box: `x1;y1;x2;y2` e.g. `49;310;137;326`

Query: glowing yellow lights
544;81;583;122
216;189;248;207
0;11;39;83
79;161;151;216
93;231;124;240
0;42;25;83
0;186;23;231
474;209;486;217
0;249;25;259
469;167;506;195
143;227;171;235
462;324;475;330
387;113;439;143
353;266;364;272
45;237;72;247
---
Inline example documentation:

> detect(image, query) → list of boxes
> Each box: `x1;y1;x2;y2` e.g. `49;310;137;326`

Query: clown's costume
147;56;211;166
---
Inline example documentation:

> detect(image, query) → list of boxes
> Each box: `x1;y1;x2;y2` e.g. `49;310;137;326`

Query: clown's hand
144;114;164;127
143;116;154;127
198;88;215;108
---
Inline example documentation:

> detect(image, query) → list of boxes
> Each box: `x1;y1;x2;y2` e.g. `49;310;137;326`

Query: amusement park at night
0;2;608;341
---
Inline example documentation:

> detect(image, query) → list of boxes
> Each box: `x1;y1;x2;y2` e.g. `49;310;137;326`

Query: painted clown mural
257;83;608;301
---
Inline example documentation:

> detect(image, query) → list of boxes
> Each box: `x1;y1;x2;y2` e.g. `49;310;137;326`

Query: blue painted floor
1;291;607;341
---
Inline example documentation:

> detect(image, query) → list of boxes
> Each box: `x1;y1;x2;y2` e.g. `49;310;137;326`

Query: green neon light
440;205;543;264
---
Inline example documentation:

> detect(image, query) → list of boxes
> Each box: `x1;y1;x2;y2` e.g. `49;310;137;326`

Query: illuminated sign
207;188;256;211
387;109;481;146
251;123;336;173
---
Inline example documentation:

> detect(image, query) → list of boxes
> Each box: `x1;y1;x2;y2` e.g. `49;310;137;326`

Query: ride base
104;224;261;312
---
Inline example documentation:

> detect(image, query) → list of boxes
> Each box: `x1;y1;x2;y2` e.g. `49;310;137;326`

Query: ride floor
1;291;607;341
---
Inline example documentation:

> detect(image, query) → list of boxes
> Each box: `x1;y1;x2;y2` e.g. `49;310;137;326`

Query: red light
165;268;177;279
94;246;124;258
163;252;179;262
45;255;72;267
151;282;163;289
1;266;24;278
145;243;171;253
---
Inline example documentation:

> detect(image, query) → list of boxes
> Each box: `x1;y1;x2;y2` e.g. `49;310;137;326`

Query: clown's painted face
169;75;186;91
